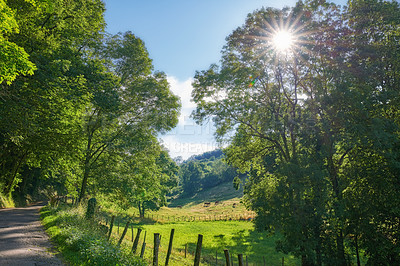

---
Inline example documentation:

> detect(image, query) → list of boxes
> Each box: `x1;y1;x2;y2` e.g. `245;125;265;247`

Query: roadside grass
40;205;146;266
0;191;14;208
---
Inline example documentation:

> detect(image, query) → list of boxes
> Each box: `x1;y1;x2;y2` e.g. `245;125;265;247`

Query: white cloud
167;76;195;107
161;135;220;160
160;76;218;160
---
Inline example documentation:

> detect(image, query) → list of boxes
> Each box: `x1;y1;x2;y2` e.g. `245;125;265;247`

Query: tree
76;31;180;202
0;0;106;200
191;0;400;264
192;4;331;264
177;150;238;196
95;137;179;218
0;0;181;210
180;161;204;196
340;0;400;263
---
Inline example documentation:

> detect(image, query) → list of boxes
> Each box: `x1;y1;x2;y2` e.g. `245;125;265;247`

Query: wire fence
53;196;286;265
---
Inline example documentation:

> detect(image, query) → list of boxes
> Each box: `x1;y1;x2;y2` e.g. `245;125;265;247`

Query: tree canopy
0;0;181;212
192;0;400;264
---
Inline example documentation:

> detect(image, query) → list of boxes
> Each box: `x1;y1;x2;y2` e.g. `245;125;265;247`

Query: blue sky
103;0;348;159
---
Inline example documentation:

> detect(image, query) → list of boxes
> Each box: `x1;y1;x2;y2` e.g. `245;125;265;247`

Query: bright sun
247;9;310;62
272;30;294;53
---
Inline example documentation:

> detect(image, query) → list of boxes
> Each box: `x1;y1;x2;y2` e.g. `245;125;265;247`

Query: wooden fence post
132;228;142;253
194;234;203;266
185;243;187;258
165;229;175;266
140;243;146;259
238;254;244;266
263;256;266;266
224;249;231;266
107;215;115;240
153;233;160;266
131;224;134;242
118;220;130;246
140;231;147;258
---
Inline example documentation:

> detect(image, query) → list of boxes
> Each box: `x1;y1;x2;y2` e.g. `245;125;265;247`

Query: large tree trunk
78;162;89;203
355;234;361;266
4;151;28;196
138;201;145;218
337;230;346;266
327;152;347;266
78;134;92;203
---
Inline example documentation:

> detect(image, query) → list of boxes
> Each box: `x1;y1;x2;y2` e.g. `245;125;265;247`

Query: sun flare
245;9;312;62
272;30;294;53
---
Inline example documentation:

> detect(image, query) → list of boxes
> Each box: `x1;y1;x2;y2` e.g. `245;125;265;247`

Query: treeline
192;0;400;265
0;0;180;215
176;149;240;197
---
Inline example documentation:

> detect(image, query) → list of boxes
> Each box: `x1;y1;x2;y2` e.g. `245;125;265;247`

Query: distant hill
185;149;224;162
168;179;244;207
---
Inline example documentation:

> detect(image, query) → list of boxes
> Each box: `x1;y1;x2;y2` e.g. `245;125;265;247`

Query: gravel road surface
0;203;64;266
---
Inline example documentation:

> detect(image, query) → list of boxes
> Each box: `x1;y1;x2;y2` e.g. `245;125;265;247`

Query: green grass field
120;221;299;265
116;181;254;222
46;180;366;265
105;181;300;265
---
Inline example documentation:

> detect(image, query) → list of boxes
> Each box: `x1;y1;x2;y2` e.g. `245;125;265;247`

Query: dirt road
0;203;64;265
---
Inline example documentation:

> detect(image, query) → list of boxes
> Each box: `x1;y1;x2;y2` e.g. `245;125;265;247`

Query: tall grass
0;191;14;208
40;204;146;266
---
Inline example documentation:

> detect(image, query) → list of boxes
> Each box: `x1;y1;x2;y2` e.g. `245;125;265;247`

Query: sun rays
245;8;313;63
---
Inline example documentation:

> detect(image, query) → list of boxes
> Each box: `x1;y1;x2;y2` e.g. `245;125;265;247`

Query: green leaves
0;0;36;85
1;0;180;218
0;0;107;200
191;0;400;264
105;32;153;85
75;31;180;202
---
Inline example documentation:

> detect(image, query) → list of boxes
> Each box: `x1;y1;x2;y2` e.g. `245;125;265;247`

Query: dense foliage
177;149;239;196
192;0;400;265
0;0;180;213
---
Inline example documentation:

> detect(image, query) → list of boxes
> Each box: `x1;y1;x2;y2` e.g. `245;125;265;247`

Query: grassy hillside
141;180;253;221
168;179;244;207
103;181;300;265
113;180;250;221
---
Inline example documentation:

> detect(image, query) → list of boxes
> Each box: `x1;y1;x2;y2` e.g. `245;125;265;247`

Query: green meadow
112;220;299;266
104;182;300;265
